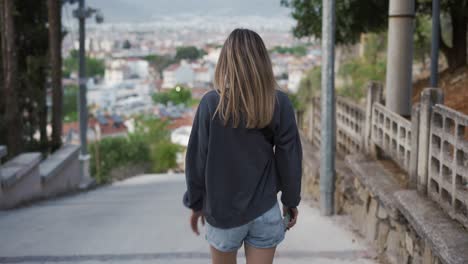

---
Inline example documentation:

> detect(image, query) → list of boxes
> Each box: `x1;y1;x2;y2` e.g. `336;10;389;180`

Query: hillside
412;66;468;114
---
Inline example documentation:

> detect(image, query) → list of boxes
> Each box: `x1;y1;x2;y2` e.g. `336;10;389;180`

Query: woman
183;28;302;264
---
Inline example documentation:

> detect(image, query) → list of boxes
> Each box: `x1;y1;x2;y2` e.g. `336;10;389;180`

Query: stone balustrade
336;97;366;155
371;102;413;172
0;153;42;209
306;96;366;156
427;105;468;229
0;144;81;209
299;84;468;264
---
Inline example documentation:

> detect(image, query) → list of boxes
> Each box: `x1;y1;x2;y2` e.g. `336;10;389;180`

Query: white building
203;48;221;64
287;70;303;93
194;64;215;84
105;58;149;85
162;61;195;89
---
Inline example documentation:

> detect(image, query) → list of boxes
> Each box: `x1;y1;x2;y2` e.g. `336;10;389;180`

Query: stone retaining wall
0;144;82;209
301;136;468;264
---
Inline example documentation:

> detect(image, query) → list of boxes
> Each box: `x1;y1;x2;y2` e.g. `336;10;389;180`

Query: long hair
214;28;276;129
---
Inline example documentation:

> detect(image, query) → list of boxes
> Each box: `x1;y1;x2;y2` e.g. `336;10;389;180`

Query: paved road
0;174;377;264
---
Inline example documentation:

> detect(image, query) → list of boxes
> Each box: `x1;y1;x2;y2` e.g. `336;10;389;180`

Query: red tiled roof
165;63;180;71
194;67;208;73
167;114;194;130
63;116;128;137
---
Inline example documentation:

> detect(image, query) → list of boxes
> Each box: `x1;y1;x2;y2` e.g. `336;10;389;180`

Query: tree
0;0;22;156
280;0;389;44
281;0;468;70
175;46;206;61
144;54;174;74
63;50;105;77
48;0;62;151
414;15;432;71
296;67;321;110
152;86;192;106
122;39;132;49
418;0;468;70
63;85;78;123
16;0;49;153
270;45;308;56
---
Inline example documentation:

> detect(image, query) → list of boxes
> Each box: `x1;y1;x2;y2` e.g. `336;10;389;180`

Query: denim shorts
205;203;285;252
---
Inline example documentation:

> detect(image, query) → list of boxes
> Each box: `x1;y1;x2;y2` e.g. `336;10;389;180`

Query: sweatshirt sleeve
183;98;210;211
274;94;303;208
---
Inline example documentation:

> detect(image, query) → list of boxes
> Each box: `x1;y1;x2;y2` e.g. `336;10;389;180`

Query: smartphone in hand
283;213;291;231
283;208;294;231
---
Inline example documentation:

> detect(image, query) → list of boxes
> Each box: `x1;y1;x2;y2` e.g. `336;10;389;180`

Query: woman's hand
283;206;298;230
190;210;205;235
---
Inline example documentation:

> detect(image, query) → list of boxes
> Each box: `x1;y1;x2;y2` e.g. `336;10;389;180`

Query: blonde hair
214;28;276;129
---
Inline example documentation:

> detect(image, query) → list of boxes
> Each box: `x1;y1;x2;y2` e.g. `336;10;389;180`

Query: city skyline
85;0;293;23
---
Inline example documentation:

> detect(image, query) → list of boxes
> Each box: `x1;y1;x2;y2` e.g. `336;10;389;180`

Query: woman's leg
244;244;276;264
210;246;237;264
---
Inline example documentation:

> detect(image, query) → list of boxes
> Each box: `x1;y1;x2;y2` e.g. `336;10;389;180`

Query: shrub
89;117;181;183
89;136;150;184
150;140;181;173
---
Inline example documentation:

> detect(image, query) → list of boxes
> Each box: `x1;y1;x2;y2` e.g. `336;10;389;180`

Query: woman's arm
183;98;210;211
274;94;303;209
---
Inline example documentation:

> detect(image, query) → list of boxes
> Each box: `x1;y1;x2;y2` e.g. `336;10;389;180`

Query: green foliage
296;66;322;110
175;46;206;61
152;86;192;106
414;15;432;68
287;93;301;110
89;116;181;183
63;85;78;123
280;0;389;44
281;0;468;69
338;58;386;100
143;54;175;74
271;45;308;56
151;141;180;173
337;33;387;100
89;135;150;184
63;50;105;77
133;116;181;173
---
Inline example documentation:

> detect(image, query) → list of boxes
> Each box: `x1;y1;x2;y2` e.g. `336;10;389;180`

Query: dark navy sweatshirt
183;89;302;229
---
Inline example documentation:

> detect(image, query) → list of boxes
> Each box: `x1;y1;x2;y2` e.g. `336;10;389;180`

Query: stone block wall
300;137;457;264
0;145;82;209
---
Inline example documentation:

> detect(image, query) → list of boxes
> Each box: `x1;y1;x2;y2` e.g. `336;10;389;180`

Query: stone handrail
0;144;81;209
299;84;468;263
1;153;42;189
40;144;80;183
427;104;468;229
336;97;366;155
371;102;413;172
306;96;365;155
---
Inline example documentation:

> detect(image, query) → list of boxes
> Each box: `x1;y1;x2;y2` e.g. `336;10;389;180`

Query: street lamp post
64;0;102;188
430;0;440;87
76;0;92;188
320;0;336;216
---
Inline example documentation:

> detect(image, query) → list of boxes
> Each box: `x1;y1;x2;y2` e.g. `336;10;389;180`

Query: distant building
162;60;195;89
105;58;149;85
203;48;221;64
62;114;128;144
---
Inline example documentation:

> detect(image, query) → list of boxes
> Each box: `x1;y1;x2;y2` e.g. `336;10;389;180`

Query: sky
84;0;292;22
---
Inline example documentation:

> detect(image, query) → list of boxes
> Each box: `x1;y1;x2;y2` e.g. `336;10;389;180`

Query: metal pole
385;0;415;117
320;0;336;216
78;0;92;187
430;0;440;87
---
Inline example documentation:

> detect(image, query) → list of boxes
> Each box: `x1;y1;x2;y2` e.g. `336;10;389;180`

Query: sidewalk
0;173;377;264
